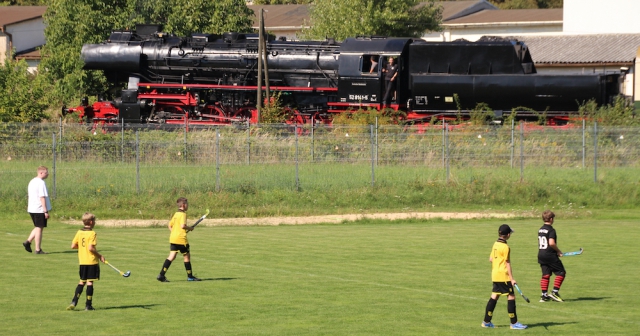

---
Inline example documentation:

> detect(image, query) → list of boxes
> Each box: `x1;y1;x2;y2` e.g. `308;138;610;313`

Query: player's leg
68;266;88;310
549;262;566;302
506;284;527;329
158;249;178;282
482;283;505;328
539;264;552;302
85;280;95;310
183;245;200;281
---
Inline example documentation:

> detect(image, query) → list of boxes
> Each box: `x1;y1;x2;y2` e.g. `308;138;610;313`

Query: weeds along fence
0;121;639;198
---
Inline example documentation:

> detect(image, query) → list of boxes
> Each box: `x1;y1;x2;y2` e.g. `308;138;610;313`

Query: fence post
582;119;586;168
510;118;515;168
52;133;57;199
520;122;524;182
247;120;251;165
370;124;375;187
184;118;188;163
375;116;379;166
216;128;221;192
442;122;446;168
311;122;315;162
121;119;125;163
295;125;300;191
136;130;140;193
594;122;598;183
445;123;450;183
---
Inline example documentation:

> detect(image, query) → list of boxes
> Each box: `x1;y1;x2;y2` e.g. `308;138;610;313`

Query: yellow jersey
72;229;99;265
169;211;189;245
490;239;511;282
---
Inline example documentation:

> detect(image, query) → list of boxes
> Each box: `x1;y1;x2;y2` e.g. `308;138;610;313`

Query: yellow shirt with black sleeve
490;239;511;282
72;229;99;265
169;211;189;245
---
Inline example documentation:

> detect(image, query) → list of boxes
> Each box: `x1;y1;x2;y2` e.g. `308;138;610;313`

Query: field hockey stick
190;209;210;228
104;260;131;278
563;248;583;256
513;283;530;303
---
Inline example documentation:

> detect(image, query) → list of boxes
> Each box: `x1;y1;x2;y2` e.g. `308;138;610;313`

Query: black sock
160;259;172;276
484;298;497;322
86;285;94;307
185;261;193;277
508;299;517;324
71;284;84;305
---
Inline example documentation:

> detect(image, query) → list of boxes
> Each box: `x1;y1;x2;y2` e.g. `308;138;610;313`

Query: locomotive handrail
138;83;338;92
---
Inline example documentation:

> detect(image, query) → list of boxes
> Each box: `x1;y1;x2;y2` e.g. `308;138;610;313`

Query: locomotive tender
66;24;621;125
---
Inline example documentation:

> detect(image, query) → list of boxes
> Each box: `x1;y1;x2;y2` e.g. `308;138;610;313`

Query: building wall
6;18;45;53
564;0;640;34
0;33;9;64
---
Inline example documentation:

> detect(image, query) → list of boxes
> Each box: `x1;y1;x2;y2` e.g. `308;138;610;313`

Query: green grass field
2;217;638;335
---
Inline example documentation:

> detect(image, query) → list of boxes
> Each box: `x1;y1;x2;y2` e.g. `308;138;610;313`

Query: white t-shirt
27;177;51;213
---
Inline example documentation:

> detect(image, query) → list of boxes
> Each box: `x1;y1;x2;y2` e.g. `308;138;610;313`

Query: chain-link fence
1;121;639;199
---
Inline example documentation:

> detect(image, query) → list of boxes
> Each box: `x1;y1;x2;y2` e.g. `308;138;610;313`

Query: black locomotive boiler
66;24;621;125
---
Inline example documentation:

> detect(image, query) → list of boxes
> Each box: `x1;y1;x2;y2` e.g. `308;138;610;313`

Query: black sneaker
549;291;564;302
23;241;32;253
34;250;47;254
85;306;95;311
187;276;201;281
539;294;550;302
157;274;170;282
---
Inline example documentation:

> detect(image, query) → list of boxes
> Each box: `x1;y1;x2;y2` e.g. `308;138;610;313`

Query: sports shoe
157;274;170;282
23;241;32;253
510;322;528;330
187;276;202;281
34;250;47;254
66;303;76;311
539;294;551;302
85;306;95;311
481;321;495;328
549;291;564;302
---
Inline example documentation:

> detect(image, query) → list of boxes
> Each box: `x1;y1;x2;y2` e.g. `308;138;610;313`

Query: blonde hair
82;212;96;226
37;166;48;173
542;210;555;223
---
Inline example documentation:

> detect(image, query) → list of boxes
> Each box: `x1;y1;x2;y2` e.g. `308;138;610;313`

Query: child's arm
181;223;194;232
89;244;105;263
506;260;516;284
71;242;78;249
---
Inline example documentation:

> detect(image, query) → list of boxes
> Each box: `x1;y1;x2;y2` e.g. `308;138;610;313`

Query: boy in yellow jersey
157;197;201;282
67;213;104;311
481;224;527;330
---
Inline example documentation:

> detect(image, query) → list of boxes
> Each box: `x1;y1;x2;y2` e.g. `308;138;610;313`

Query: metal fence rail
1;121;639;198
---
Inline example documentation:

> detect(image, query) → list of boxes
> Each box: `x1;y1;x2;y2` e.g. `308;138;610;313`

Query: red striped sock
540;275;550;292
553;275;565;290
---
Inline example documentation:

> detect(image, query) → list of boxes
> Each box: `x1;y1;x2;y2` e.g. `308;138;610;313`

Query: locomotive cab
337;38;413;109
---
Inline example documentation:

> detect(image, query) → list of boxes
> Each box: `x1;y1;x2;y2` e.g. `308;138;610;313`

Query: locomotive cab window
361;55;380;75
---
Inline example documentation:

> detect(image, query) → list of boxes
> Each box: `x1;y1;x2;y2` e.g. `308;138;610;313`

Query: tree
39;0;132;106
487;0;563;9
302;0;442;41
0;58;48;122
252;0;312;4
165;0;254;36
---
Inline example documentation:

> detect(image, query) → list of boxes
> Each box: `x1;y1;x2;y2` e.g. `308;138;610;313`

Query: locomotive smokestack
81;44;142;72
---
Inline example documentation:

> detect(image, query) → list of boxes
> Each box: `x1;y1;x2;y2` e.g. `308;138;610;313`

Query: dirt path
65;211;523;227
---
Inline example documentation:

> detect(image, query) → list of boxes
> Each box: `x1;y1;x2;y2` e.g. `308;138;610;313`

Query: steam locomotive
65;24;621;125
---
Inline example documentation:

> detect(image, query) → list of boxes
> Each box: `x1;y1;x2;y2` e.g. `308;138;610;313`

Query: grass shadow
196;277;238;282
564;297;609;302
41;250;77;254
100;304;160;310
525;321;577;330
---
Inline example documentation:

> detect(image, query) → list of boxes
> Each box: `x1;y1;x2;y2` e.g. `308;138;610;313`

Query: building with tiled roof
0;5;46;72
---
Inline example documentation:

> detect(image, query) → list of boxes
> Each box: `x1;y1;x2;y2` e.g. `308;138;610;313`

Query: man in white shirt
24;166;51;254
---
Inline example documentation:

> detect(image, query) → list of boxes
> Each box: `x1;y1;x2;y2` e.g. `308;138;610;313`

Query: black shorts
79;264;100;282
29;213;47;228
492;281;514;296
540;260;566;276
170;243;190;255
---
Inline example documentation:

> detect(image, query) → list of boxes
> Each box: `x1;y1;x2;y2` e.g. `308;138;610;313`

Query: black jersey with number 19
537;224;558;263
